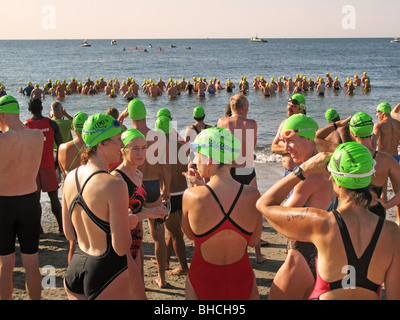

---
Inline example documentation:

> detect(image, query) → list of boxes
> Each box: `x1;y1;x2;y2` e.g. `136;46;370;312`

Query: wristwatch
293;166;306;181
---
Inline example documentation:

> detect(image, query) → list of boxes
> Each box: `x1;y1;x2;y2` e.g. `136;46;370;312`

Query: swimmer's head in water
128;99;147;121
325;109;339;122
155;116;172;135
281;114;318;141
0;95;20;114
73;112;89;132
190;127;241;165
288;94;306;110
328;142;375;190
82;114;122;148
349;112;373;138
376;102;392;114
121;128;146;151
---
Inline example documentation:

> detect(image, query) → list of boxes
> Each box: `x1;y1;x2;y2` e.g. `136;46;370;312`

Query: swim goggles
281;128;316;139
83;120;121;147
349;119;373;128
327;160;376;178
189;142;241;153
288;98;306;109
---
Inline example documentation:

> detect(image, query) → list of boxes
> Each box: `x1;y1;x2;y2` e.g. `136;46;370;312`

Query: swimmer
119;99;171;288
349;112;400;222
182;127;262;300
63;114;146;300
257;143;400;300
0;95;44;300
185;106;212;143
267;114;335;300
154;117;189;276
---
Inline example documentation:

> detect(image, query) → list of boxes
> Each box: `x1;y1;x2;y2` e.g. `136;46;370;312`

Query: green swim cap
121;128;145;150
82;114;122;148
193;106;205;118
281;114;319;141
128;99;146;121
328;142;375;189
289;94;306;110
155;116;172;135
0;95;19;114
349;112;373;138
191;127;241;165
325;109;339;122
376;102;392;114
157;108;171;119
73;112;89;132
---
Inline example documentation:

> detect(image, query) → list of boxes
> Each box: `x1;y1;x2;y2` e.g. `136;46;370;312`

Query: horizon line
0;36;397;41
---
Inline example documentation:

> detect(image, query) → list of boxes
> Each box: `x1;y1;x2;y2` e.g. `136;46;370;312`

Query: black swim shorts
0;192;41;255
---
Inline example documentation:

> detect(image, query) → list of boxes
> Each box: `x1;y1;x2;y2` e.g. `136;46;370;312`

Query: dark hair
28;99;43;116
194;116;205;121
346;186;372;208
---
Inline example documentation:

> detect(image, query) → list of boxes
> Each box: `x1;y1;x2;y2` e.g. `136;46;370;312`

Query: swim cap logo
333;152;343;172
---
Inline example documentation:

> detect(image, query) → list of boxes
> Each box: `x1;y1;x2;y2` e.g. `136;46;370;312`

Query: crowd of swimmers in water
0;71;372;102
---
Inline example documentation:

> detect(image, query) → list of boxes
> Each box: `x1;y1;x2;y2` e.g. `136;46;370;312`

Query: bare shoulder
184;185;209;200
383;220;400;246
217;117;228;128
242;184;261;200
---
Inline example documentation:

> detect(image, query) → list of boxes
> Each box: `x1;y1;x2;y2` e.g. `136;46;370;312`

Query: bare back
217;116;257;168
316;211;400;300
183;181;262;265
374;117;400;156
62;168;130;257
0;126;43;196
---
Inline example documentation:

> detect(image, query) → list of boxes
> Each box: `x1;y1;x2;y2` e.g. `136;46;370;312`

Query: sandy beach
10;162;398;300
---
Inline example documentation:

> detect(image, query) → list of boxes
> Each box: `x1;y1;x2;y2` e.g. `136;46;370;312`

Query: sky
1;0;399;39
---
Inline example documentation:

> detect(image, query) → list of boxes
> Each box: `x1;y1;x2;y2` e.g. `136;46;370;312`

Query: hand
144;205;169;220
182;168;205;186
301;152;332;177
118;108;130;121
161;190;170;204
375;197;393;210
337;115;352;128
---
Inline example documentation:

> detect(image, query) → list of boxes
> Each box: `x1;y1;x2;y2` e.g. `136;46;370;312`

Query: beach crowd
2;69;400;301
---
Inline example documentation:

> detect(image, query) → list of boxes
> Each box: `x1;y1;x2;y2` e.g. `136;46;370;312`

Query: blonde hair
230;94;248;111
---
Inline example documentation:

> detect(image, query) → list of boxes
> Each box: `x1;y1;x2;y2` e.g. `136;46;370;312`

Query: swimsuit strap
331;210;384;291
194;184;252;238
69;168;110;234
67;142;84;173
205;184;244;217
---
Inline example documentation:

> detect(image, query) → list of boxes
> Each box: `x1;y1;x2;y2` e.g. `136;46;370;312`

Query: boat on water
81;39;91;47
111;40;117;45
391;37;400;43
170;44;176;48
249;36;268;43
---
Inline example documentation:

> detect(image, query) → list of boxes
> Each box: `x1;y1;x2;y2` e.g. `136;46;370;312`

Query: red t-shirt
26;117;55;168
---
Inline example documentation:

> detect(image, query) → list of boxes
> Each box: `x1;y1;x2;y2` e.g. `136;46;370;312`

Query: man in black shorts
0;95;44;300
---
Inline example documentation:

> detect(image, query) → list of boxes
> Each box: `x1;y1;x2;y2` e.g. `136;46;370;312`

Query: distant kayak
156;48;164;52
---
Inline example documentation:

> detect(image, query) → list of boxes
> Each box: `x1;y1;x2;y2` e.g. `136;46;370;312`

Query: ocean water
1;38;399;163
